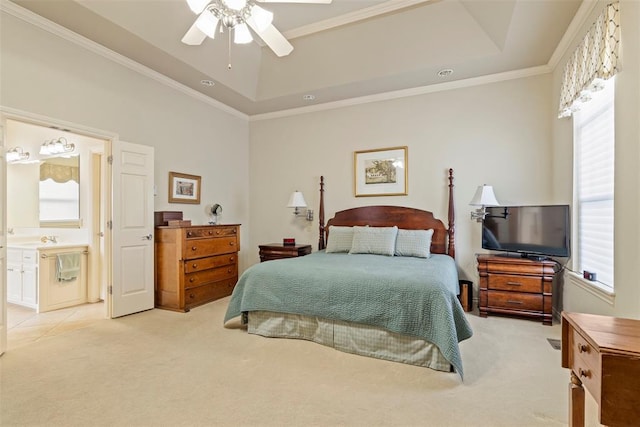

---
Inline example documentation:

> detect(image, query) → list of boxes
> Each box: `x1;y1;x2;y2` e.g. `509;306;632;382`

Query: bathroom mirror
39;156;81;227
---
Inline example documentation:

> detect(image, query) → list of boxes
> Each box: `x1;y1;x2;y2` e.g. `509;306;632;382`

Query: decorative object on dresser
155;224;240;312
259;243;311;262
154;210;183;226
477;255;558;325
353;146;408;197
168;171;201;204
561;311;640;427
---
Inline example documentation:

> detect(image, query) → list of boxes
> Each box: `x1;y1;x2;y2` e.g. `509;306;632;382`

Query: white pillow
325;226;355;253
395;229;434;258
349;226;398;256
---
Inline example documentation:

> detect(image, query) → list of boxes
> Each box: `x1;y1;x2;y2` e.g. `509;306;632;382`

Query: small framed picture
354;146;408;197
169;171;201;204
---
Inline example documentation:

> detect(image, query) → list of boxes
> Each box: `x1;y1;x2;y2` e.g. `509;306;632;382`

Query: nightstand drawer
487;290;542;311
488;274;542;293
570;328;601;401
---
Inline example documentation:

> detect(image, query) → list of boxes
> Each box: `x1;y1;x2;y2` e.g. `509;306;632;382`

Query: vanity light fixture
287;191;313;222
469;184;500;222
40;137;75;156
5;146;30;163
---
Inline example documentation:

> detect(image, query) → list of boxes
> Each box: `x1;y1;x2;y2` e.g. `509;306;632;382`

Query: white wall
551;0;640;318
0;9;252;268
249;74;555;290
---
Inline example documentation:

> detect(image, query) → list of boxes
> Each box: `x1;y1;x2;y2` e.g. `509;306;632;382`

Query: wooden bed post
447;168;456;259
318;176;325;250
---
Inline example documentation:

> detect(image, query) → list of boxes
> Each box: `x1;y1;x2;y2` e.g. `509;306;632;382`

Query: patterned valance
558;2;620;118
40;163;79;183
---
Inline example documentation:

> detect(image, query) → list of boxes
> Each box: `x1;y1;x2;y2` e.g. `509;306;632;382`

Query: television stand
477;255;558;325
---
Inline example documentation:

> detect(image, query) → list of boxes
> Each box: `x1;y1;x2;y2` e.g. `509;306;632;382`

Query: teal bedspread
224;251;473;377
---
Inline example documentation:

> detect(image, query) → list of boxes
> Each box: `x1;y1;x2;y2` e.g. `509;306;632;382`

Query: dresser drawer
184;278;237;309
488;274;542;293
487;290;542;311
184;237;238;259
184;254;237;273
185;226;238;239
184;265;237;289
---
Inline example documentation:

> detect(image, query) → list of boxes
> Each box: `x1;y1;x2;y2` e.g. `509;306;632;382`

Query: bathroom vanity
7;242;88;313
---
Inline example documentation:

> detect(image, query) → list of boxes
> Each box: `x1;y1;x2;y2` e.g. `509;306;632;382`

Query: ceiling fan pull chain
228;28;232;70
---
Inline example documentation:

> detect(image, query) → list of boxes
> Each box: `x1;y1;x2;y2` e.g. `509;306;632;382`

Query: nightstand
259;243;312;262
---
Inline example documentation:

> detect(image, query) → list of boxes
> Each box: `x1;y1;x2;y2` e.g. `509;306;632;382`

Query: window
573;77;615;290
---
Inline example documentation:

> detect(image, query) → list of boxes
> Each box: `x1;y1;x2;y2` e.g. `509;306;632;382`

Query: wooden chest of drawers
477;255;557;325
155;224;240;312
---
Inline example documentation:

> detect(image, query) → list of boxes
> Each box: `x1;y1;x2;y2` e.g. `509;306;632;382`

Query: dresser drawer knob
230;257;235;262
187;232;193;237
208;230;213;235
192;263;197;268
229;242;235;246
579;368;591;378
189;293;195;299
192;246;197;251
189;277;195;283
578;343;589;353
216;230;221;235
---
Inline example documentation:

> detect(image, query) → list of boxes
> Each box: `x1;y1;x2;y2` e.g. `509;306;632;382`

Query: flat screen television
482;205;571;259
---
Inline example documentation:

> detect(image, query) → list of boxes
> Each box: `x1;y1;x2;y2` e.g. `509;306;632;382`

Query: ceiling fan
181;0;332;59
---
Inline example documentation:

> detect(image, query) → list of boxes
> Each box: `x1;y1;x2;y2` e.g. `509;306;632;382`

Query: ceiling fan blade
181;21;207;45
246;18;294;57
256;0;332;3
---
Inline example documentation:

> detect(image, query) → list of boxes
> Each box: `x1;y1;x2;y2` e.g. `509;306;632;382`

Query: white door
110;140;154;318
0;123;6;354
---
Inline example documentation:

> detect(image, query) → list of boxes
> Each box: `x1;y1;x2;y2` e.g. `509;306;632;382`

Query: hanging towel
56;253;81;282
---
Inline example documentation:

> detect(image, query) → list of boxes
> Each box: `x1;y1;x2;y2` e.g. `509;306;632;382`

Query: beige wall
0;10;252;268
551;0;640;318
249;74;556;289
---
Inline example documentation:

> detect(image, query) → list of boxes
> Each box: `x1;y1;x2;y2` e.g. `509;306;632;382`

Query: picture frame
354;146;408;197
168;171;201;204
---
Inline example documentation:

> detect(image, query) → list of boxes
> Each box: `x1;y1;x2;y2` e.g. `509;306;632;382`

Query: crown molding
284;0;434;40
0;1;248;121
547;0;600;70
250;65;551;121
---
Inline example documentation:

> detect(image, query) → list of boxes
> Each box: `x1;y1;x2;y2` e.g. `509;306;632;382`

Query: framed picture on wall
169;171;201;204
354;146;408;197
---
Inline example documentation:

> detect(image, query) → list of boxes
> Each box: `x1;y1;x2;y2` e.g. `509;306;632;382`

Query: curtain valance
558;2;620;118
40;163;79;184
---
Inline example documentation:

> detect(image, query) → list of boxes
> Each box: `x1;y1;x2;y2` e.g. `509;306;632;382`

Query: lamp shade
469;185;499;206
287;191;307;208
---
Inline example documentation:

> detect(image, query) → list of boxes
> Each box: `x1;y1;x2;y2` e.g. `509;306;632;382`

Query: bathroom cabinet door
21;263;37;307
6;261;21;304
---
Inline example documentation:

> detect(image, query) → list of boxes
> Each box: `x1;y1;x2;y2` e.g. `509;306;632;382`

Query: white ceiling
11;0;583;116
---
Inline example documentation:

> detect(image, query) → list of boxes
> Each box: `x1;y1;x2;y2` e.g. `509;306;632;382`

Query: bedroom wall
551;0;640;319
249;74;556;293
0;9;252;268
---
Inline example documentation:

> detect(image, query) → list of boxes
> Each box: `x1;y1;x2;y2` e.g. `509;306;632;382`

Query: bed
224;169;473;378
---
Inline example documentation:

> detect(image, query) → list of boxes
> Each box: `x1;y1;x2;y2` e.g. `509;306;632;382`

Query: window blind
574;78;615;289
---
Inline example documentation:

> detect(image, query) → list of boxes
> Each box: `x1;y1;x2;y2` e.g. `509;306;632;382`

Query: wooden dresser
561;311;640;427
155;224;240;312
477;255;557;325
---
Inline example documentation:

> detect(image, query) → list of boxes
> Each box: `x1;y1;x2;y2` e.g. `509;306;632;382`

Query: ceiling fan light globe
186;0;210;14
224;0;247;10
250;5;273;32
234;23;253;44
196;10;219;38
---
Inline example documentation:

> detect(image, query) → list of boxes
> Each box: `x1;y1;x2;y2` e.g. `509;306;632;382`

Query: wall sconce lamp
5;147;30;163
40;137;75;156
469;184;500;222
287;191;314;222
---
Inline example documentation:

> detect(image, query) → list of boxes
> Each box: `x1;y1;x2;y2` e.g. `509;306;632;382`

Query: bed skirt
247;311;452;372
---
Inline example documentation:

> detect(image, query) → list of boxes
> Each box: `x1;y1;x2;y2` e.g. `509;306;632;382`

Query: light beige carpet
0;298;601;426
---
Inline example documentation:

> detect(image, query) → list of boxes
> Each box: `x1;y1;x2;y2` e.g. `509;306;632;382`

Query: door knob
142;234;153;240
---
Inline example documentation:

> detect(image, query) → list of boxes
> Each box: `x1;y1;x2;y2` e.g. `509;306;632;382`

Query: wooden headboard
317;169;456;258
